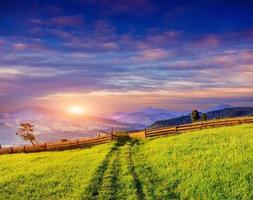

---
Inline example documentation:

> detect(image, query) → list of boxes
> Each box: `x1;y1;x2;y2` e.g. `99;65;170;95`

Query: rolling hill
150;107;253;128
1;124;253;199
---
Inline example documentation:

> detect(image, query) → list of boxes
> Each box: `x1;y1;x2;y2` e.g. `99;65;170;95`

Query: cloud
70;53;93;59
239;50;253;60
0;68;21;76
193;35;220;48
112;0;155;13
103;42;118;49
80;0;155;15
13;43;27;50
50;16;83;26
132;48;171;62
1;1;253;113
28;15;84;27
0;66;65;79
28;18;44;25
0;39;5;45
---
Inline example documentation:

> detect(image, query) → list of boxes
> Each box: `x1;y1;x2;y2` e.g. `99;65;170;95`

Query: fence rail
144;117;253;138
0;134;114;155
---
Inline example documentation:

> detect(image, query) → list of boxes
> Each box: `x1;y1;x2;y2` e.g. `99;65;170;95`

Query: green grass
0;143;112;200
132;124;253;199
1;124;253;199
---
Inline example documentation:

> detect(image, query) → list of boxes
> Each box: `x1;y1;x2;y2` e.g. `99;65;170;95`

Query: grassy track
83;140;140;200
1;124;253;199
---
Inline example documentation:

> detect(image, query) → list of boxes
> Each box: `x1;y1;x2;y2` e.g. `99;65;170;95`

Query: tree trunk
30;140;35;146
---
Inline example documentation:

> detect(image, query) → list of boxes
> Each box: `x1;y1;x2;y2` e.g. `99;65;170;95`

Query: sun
68;106;85;115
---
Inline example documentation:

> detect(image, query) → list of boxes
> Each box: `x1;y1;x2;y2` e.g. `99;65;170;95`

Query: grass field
1;124;253;199
133;124;253;199
0;143;112;200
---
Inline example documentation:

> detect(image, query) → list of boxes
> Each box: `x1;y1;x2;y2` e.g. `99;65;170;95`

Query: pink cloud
28;16;84;27
0;39;5;45
194;35;220;48
132;48;170;62
113;0;155;13
239;50;253;60
146;31;179;45
13;43;27;50
103;42;118;49
50;16;83;26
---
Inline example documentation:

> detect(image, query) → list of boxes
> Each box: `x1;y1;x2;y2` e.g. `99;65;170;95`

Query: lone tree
16;123;37;146
191;110;200;122
201;113;207;121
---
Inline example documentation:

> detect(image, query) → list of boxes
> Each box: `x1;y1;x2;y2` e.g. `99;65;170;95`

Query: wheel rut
82;138;145;200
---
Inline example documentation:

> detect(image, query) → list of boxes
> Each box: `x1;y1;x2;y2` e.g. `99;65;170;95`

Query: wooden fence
142;117;253;138
1;117;253;155
0;133;115;155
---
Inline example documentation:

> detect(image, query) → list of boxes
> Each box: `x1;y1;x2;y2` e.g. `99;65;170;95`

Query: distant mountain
0;106;142;146
111;107;183;126
150;107;253;129
205;104;234;112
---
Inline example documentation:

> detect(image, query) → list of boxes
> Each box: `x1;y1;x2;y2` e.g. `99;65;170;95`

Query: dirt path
82;138;145;200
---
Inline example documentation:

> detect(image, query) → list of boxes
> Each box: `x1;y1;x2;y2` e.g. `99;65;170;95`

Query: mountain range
110;107;184;126
1;104;252;146
150;107;253;129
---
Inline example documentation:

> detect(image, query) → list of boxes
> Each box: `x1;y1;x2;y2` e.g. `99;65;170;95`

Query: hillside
1;124;253;199
150;107;253;128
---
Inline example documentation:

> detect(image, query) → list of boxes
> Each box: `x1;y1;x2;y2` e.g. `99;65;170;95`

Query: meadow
133;124;253;199
0;143;112;200
1;124;253;199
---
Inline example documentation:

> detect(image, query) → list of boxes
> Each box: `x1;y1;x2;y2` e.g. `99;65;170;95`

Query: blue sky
0;0;253;114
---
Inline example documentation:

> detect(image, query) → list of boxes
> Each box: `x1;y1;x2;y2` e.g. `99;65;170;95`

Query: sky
0;0;253;114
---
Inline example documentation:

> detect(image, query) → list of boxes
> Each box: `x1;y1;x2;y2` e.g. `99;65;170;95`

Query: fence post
10;147;13;153
44;143;47;151
144;128;147;139
175;126;178;134
76;139;79;145
111;128;114;141
23;145;26;153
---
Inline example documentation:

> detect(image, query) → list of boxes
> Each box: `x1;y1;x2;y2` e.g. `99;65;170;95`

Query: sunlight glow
68;106;85;115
